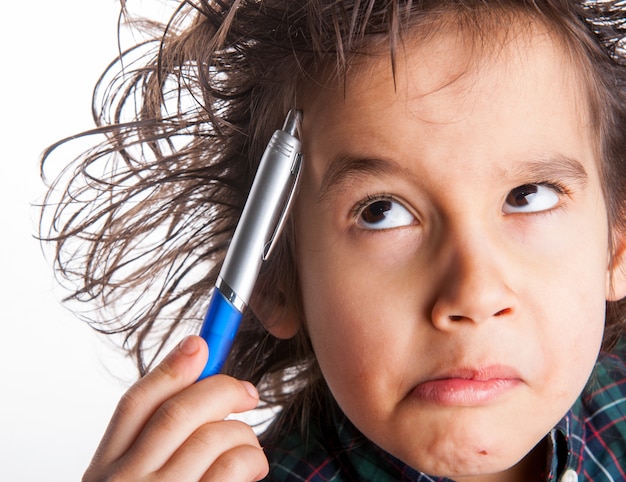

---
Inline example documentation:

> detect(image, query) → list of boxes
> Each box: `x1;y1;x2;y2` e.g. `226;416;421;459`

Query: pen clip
263;151;303;261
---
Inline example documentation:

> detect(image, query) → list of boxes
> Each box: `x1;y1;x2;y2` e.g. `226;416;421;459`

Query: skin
82;337;269;481
83;20;626;482
292;26;626;481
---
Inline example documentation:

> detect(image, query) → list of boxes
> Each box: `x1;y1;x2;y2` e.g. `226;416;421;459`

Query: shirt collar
546;404;584;481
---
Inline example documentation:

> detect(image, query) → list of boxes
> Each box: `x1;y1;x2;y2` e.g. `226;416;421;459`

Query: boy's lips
411;365;523;406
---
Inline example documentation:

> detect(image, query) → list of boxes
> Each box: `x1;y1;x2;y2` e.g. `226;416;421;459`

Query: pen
197;110;303;380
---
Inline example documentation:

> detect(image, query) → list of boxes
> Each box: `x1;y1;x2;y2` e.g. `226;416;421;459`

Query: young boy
41;1;626;480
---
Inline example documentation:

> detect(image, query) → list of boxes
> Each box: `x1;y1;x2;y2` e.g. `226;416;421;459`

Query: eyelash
533;180;569;196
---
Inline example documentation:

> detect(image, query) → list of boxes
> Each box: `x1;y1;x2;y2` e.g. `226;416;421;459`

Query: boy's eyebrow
318;153;589;201
318;155;409;201
507;154;589;186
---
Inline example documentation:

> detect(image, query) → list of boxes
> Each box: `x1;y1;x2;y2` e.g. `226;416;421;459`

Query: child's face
292;26;617;480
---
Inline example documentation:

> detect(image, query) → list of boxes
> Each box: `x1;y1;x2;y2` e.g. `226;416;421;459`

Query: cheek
525;225;608;400
538;269;606;373
298;247;383;379
295;221;419;413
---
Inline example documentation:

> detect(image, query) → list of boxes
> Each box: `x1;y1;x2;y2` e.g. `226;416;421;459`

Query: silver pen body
217;111;303;312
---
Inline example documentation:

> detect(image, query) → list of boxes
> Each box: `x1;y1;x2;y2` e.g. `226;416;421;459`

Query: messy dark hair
40;0;626;431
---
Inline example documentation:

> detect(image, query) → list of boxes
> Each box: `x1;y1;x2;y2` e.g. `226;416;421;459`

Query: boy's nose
430;231;516;330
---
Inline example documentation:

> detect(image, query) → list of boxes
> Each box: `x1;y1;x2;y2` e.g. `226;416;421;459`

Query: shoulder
576;340;626;478
261;413;347;481
583;339;626;430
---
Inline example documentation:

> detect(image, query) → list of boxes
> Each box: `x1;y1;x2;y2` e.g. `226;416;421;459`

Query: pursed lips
411;364;524;406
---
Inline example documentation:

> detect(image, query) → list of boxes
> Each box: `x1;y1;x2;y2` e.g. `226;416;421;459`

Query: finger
156;419;264;480
201;445;269;482
87;335;208;470
118;374;259;474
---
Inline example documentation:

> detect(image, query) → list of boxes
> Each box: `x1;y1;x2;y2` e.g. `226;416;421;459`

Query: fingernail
178;336;200;356
242;381;259;399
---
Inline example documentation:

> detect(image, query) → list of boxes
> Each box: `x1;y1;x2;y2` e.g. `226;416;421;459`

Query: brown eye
502;184;560;214
506;184;538;207
361;200;393;224
356;198;415;230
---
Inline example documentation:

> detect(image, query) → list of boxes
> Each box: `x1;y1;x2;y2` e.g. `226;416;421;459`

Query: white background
1;1;160;480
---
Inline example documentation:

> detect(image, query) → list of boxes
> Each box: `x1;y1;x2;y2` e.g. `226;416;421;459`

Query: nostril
448;309;511;322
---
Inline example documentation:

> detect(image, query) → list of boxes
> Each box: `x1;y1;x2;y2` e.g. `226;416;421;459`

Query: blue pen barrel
198;289;243;380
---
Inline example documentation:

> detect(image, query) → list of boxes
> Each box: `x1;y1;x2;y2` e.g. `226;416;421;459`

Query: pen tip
283;109;302;137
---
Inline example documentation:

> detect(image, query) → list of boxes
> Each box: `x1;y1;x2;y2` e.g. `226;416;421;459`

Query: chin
385;430;544;481
374;423;533;479
404;449;514;479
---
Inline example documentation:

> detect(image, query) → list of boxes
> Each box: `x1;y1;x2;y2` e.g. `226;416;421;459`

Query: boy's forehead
304;22;590;131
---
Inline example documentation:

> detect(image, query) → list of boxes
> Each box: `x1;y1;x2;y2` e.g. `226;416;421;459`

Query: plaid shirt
263;342;626;481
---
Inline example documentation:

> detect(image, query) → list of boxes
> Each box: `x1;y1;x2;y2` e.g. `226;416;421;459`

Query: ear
250;284;300;339
607;230;626;302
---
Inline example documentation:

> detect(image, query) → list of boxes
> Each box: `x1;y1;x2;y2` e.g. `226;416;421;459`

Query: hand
83;336;269;481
